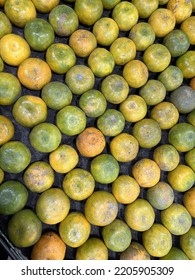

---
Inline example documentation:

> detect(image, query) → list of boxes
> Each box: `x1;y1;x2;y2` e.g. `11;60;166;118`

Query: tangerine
76;127;106;158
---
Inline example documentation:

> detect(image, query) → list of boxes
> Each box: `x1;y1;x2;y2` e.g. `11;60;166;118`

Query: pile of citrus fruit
0;0;194;260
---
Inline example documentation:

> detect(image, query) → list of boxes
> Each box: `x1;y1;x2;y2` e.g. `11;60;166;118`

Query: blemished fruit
110;37;136;65
120;241;151;260
124;198;155;231
46;43;76;74
180;16;195;45
142;223;172;258
132;118;162;149
148;8;176;37
0;72;21;106
157;66;183;92
49;144;79;174
4;0;36;28
132;158;161;188
146;181;174;210
23;161;55;193
176;50;195;79
0;115;15;145
110;132;139;162
101;0;121;10
35;188;70;225
101;74;129;104
167;164;195;192
129;22;155;51
76;127;106;158
78;89;107;118
185;148;195;172
112;1;139;31
97;109;125;137
167;0;192;24
153;144;180;171
31;0;60;13
65;64;95;95
59;211;91;248
76;237;108;260
0;11;12;39
170;86;195;114
180;226;195;260
159;247;189;260
112;175;140;204
132;0;158;19
122;59;148;88
88;47;115;78
84;190;118;226
139;79;166;106
31;231;66;260
143;43;171;73
119;94;147;123
101;219;132;252
17;57;52;90
69;29;97;57
74;0;103;26
150;101;179;130
163;29;190;57
92;17;119;46
183;187;195;218
12;95;47;128
48;4;79;36
161;203;192;235
62;168;95;201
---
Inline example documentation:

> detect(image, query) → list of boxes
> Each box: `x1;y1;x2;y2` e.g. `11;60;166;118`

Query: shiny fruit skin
12;95;47;128
74;0;103;26
24;18;55;51
0;115;14;146
4;0;36;28
17;58;52;91
0;141;31;174
0;34;30;67
29;122;62;153
46;43;76;74
0;11;12;39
